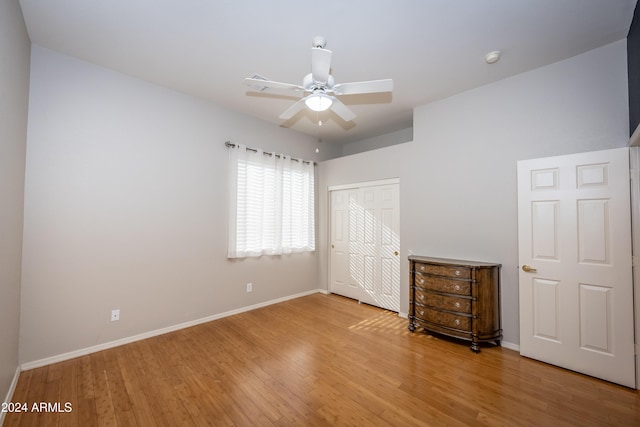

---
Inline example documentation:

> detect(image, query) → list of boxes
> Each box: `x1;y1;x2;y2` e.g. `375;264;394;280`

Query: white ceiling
18;0;637;144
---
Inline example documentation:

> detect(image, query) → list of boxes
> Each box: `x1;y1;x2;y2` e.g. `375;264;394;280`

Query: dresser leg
471;342;480;353
408;322;416;332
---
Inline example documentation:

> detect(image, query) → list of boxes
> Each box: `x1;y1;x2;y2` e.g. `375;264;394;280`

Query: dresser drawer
414;262;471;279
414;273;471;296
414;307;471;331
415;289;471;313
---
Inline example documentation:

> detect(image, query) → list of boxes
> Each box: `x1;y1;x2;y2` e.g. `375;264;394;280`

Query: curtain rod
224;141;316;165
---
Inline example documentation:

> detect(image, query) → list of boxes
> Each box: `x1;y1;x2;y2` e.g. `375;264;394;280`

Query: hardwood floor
4;293;640;426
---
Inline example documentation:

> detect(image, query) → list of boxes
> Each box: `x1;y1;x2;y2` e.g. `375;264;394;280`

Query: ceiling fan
245;36;393;122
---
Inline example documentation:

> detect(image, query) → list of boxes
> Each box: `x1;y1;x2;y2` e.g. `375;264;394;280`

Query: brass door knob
394;251;399;256
522;264;537;273
331;244;335;249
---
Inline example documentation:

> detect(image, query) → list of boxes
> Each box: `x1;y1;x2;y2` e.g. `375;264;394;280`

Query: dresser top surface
408;255;501;268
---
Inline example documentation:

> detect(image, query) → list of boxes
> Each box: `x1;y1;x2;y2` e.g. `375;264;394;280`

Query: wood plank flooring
4;293;640;426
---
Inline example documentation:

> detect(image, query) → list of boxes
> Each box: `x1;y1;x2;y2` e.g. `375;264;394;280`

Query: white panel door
329;183;400;312
517;147;635;388
330;189;360;301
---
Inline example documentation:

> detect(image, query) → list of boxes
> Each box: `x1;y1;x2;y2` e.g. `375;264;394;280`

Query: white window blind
228;144;315;258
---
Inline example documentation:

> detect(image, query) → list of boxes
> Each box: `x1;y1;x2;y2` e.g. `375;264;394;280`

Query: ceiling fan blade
332;79;394;95
245;77;304;92
279;97;309;120
329;97;356;122
311;47;332;83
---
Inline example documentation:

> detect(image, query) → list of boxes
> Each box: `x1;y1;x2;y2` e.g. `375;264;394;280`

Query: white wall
341;127;413;156
319;40;629;346
631;146;640;387
0;0;30;404
19;46;332;364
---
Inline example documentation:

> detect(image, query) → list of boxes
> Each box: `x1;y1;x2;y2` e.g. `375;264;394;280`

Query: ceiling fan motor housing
312;36;327;49
303;73;334;91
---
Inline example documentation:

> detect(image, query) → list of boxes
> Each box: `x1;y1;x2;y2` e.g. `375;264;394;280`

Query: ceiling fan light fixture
305;93;332;112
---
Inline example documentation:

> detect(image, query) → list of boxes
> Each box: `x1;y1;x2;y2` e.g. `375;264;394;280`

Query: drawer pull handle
417;278;424;285
454;302;460;308
455;270;461;276
454;285;461;291
454;319;460;326
419;309;424;316
418;294;425;300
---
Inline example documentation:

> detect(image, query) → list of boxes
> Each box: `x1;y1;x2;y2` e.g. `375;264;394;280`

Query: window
227;144;315;258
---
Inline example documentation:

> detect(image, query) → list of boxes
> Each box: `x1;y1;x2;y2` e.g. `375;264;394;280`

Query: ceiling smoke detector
485;51;501;64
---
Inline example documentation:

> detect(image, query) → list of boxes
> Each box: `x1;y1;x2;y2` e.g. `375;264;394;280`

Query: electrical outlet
111;309;120;321
246;283;252;293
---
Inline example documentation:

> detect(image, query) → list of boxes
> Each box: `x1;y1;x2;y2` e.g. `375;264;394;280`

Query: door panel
578;283;611;354
532;278;560;342
330;190;359;300
518;147;635;388
532;201;559;260
577;199;610;264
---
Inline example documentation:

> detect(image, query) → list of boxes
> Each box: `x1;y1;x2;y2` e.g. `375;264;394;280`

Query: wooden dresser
408;255;502;352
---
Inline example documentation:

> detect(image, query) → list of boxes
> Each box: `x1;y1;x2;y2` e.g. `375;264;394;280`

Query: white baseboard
21;289;324;371
22;289;490;372
500;341;520;352
0;366;21;425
